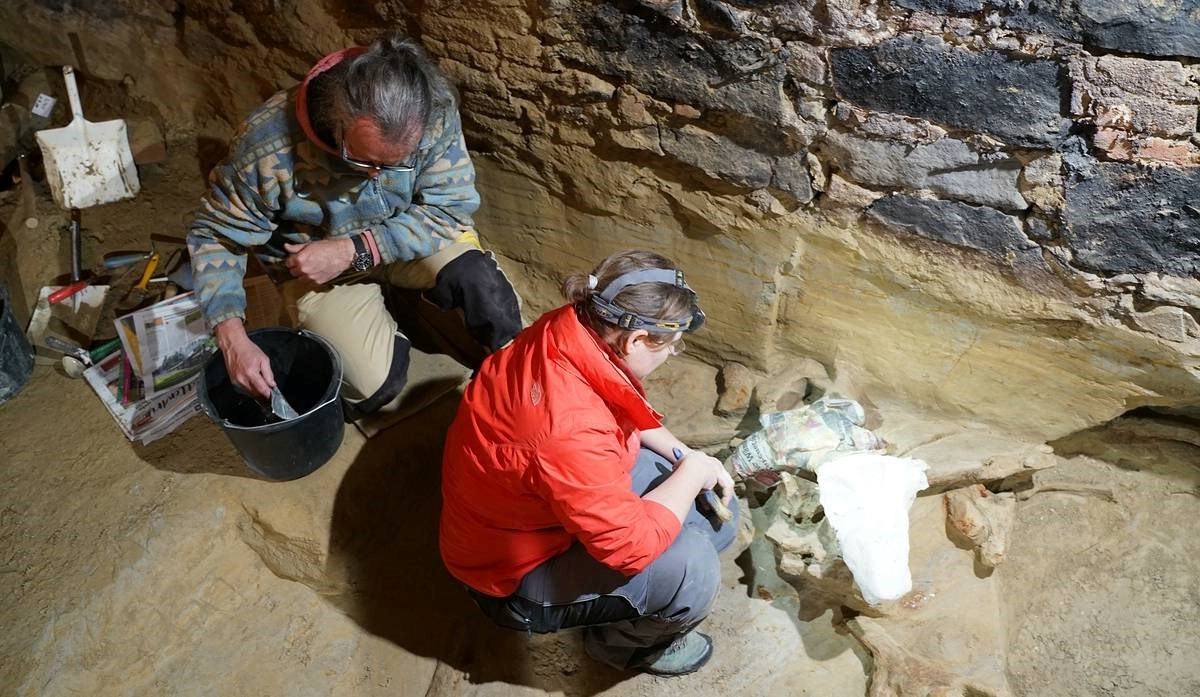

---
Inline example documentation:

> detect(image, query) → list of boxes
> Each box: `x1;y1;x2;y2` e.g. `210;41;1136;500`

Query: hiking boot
630;631;713;676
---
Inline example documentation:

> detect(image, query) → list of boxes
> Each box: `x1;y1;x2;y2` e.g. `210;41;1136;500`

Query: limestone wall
2;0;1198;441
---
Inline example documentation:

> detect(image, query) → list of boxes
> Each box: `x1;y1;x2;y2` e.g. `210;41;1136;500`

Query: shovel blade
36;118;140;209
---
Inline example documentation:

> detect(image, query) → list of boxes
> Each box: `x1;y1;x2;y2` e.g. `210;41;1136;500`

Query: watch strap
350;233;373;271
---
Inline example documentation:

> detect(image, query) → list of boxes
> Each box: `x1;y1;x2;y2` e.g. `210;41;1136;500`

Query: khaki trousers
288;234;487;410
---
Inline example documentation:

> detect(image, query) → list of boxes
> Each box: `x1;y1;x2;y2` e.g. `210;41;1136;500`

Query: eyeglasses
340;140;417;173
666;337;686;356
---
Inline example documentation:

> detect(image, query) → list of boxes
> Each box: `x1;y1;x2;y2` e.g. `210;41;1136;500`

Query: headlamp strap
590;267;701;334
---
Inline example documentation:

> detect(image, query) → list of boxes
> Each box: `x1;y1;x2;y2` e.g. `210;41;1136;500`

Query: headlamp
588;268;706;334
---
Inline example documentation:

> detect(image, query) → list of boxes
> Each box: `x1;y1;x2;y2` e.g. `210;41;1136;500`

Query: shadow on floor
325;391;626;695
135;412;268;479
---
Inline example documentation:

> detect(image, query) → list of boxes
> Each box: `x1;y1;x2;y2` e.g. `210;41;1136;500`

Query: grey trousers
471;447;740;669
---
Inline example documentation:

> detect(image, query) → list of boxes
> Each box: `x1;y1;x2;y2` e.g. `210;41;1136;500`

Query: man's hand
214;318;275;399
284;238;355;284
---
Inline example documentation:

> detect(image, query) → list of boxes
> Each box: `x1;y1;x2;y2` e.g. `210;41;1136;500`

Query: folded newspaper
83;292;216;444
83;349;203;444
113;291;217;399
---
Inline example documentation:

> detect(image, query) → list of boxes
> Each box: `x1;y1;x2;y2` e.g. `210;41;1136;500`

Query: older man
188;32;521;420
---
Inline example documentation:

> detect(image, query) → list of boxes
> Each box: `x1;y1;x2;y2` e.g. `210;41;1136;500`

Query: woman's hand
678;450;735;505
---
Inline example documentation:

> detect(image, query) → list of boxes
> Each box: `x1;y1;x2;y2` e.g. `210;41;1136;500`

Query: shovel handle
61;66;84;123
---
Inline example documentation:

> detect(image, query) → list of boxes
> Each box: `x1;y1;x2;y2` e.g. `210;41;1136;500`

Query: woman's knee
643;527;721;622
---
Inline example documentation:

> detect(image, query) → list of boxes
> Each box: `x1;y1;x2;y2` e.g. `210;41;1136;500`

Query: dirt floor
3;142;1200;696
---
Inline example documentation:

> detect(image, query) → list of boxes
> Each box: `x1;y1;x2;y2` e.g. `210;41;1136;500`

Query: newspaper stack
82;292;217;444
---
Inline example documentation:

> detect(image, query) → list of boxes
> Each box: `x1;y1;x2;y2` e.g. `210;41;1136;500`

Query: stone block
832;103;947;145
659;125;774;189
820;173;881;226
612;85;664;127
1132;305;1200;343
999;0;1200;59
1063;163;1200;276
822;131;1026;210
630;0;687;24
1025;216;1055;242
784;41;827;86
1141;272;1200;311
755;360;820;412
1069;54;1198;138
868;195;1034;257
716;362;755;417
545;69;616;102
830;34;1065;147
770;152;815;203
609;125;663;155
819;0;889;45
893;0;984;10
1019;154;1064;213
1093;129;1200;166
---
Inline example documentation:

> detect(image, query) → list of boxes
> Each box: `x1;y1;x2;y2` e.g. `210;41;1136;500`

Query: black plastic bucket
0;283;34;405
199;328;344;480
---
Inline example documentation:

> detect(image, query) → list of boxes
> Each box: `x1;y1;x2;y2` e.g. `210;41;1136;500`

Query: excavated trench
2;1;1200;695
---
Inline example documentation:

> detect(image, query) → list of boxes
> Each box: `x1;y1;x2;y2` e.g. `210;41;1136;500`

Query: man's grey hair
313;32;453;144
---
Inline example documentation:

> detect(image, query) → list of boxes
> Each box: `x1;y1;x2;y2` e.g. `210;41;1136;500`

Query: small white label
32;93;56;118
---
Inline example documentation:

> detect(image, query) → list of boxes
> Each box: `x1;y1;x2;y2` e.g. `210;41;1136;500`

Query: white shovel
35;66;139;210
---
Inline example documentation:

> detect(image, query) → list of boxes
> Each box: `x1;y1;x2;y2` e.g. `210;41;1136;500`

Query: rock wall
3;0;1199;441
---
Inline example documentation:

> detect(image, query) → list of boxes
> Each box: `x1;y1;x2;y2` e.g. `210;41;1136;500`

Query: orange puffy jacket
439;306;682;597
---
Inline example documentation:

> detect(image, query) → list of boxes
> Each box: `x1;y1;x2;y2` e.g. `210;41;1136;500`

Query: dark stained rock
830;35;1066;147
1063;163;1200;277
771;153;815;202
892;0;984;12
659;125;774;188
867;195;1036;256
822;131;1026;210
1025;216;1056;242
995;0;1200;59
628;0;687;23
695;0;746;36
557;4;792;130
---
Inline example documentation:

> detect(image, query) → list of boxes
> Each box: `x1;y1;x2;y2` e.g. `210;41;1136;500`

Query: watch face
353;252;373;271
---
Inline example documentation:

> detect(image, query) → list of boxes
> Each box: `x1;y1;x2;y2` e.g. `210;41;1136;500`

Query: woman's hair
562;250;697;351
310;32;452;145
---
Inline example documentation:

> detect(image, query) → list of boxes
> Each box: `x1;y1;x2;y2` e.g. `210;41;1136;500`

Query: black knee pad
425;249;523;352
342;333;411;422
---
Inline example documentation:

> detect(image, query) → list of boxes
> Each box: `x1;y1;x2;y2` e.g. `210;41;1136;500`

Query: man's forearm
214;317;249;348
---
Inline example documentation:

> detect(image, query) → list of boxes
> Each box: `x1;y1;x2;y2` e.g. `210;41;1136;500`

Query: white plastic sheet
815;453;929;605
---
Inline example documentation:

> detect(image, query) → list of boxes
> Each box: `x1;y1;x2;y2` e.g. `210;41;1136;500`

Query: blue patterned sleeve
186;156;278;326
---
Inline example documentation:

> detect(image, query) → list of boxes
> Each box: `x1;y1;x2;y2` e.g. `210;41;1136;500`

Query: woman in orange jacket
440;249;739;676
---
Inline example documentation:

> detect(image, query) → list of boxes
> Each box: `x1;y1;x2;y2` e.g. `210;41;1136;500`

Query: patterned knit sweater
186;67;480;326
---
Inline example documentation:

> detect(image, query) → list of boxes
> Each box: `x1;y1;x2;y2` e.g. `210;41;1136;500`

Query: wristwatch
349;233;373;272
